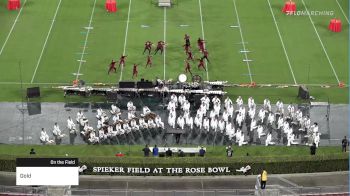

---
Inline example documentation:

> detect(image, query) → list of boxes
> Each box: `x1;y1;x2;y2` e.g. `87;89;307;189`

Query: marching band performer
155;115;164;129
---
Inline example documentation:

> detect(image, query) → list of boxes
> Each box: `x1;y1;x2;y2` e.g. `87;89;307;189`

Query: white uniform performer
203;117;210;132
257;125;266;139
148;118;156;129
222;110;229;123
67;116;76;134
96;108;103;119
123;122;132;134
127;101;135;111
194;114;203;129
236;96;243;109
210;117;218;132
263;98;271;112
53;123;65;139
314;132;320;147
155;115;164;129
139;117;148;129
238;132;248;146
88;131;99;144
265;132;275;146
177;116;185;130
142;106;151;116
267;113;275;126
224;97;233;110
130;119;139;131
218;119;225;133
276;100;284;115
213;102;221;116
258;109;266;124
115;123;125;135
40;128;54;144
110;104;120;115
170;94;178;107
168;113;176;129
99;129;107;141
186;116;194;130
212;96;221;105
201;95;210;110
167;100;176;111
178;94;186;108
225;122;235;140
248;97;255;109
182;100;190;113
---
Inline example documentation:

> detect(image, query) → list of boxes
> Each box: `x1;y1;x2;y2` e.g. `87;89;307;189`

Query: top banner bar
16;158;78;167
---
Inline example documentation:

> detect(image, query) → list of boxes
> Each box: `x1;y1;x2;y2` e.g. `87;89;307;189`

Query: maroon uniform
108;60;116;74
197;38;205;52
201;50;210;63
118;55;127;68
187;51;194;61
154;41;165;55
146;55;152;67
132;64;138;78
184;60;192;75
184;34;190;46
198;58;206;71
183;44;191;54
143;41;152;55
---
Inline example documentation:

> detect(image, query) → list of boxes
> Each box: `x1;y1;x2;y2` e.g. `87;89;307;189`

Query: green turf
0;144;344;158
0;0;348;103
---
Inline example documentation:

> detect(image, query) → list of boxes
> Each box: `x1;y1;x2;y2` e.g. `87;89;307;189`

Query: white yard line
0;0;27;56
267;0;297;85
335;0;350;24
119;0;132;82
31;0;62;83
198;0;209;81
301;0;341;84
232;0;253;83
75;0;97;81
163;7;166;80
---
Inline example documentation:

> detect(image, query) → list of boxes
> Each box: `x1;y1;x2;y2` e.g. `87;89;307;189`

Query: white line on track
301;0;341;84
0;0;27;56
232;0;253;83
119;0;132;82
335;0;350;24
198;0;209;81
31;0;62;83
76;0;97;81
163;7;166;80
267;0;297;85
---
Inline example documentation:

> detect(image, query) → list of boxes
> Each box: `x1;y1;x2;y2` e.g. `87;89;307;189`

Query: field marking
163;7;166;80
267;0;297;85
232;0;253;83
119;0;132;82
335;0;350;24
198;0;209;81
76;0;97;81
0;0;27;56
31;0;62;83
301;0;341;84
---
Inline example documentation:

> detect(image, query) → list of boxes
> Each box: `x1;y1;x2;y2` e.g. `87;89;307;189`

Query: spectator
29;148;36;155
261;168;267;189
310;142;316;155
178;149;185;157
166;148;172;157
342;136;349;152
153;145;159;157
199;146;206;157
142;145;151;157
226;145;233;157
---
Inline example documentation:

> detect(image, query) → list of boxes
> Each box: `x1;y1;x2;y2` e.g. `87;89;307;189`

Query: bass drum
178;74;187;83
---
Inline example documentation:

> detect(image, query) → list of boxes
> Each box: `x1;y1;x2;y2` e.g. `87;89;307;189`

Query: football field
0;0;348;102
